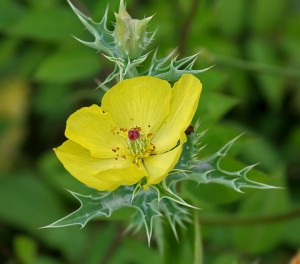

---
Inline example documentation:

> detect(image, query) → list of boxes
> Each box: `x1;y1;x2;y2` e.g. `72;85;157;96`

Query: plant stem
198;207;300;226
212;55;300;80
193;210;203;264
179;0;201;54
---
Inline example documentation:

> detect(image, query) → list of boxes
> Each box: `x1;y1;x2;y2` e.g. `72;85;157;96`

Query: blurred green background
0;0;300;263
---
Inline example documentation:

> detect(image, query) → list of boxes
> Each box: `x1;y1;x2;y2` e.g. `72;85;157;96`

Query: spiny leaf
158;199;191;240
154;180;197;209
67;0;153;87
67;0;115;56
96;53;150;88
127;187;161;244
43;183;192;243
146;49;212;81
127;185;192;243
42;187;133;228
172;127;281;193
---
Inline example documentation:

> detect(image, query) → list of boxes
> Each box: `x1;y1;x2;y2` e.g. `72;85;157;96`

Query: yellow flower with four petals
54;74;202;191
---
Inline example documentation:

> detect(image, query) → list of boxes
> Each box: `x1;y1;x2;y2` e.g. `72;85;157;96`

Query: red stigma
128;129;140;141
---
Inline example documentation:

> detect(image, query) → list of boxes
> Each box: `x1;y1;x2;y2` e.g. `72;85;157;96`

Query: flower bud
114;0;152;59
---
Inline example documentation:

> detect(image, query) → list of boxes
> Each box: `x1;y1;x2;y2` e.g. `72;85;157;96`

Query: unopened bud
114;0;152;59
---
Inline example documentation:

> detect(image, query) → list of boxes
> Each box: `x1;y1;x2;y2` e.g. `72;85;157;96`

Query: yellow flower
54;74;202;191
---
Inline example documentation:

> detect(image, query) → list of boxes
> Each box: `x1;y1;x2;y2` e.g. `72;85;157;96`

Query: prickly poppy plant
54;74;202;191
45;0;279;259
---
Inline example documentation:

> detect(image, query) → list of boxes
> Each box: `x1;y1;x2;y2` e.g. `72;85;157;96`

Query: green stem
193;210;203;264
198;207;300;226
212;55;300;80
179;0;201;54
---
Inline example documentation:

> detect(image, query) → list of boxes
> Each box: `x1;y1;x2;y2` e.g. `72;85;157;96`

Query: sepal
67;0;114;56
146;49;212;81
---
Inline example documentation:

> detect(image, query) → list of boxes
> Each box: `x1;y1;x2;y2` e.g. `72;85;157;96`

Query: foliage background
0;0;299;263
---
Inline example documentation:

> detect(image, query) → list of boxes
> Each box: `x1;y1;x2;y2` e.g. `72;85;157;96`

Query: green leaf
233;170;290;253
284;211;300;248
0;172;90;263
32;84;72;117
0;172;65;229
215;0;246;37
35;42;101;83
109;238;161;264
43;187;133;228
44;184;192;244
44;186;162;243
157;199;191;240
9;6;83;42
197;70;229;93
14;235;37;264
127;187;162;243
155;181;196;209
195;92;239;125
25;0;60;9
239;136;283;173
0;38;19;71
250;0;288;33
212;253;244;264
0;0;25;31
282;15;300;68
84;224;119;264
246;38;285;110
35;256;64;264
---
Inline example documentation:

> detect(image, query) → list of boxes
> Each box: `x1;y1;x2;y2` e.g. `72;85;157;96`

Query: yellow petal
54;140;147;191
102;76;171;135
65;105;127;159
152;74;202;153
143;143;183;186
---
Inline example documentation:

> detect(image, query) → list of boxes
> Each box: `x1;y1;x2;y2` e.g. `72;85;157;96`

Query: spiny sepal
67;0;154;86
67;0;114;56
100;53;149;86
67;0;209;86
145;49;212;81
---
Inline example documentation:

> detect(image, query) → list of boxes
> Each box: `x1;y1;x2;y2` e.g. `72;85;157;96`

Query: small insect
185;124;194;135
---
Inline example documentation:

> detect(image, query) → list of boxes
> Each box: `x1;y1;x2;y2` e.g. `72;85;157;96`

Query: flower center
111;126;156;166
128;129;140;140
126;127;155;166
